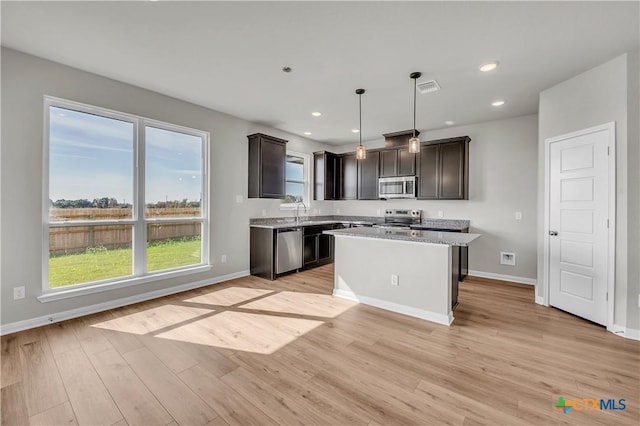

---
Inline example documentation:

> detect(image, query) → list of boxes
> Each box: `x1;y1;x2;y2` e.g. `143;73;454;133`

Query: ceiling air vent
417;79;441;94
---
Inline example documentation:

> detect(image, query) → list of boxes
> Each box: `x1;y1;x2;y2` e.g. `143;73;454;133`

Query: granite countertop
249;215;379;229
323;227;480;246
249;215;470;230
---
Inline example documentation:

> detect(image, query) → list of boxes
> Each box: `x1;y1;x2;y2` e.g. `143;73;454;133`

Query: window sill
38;264;212;303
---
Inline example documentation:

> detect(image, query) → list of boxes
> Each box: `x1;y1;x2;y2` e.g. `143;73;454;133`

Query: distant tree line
50;198;131;209
50;198;200;209
146;199;200;209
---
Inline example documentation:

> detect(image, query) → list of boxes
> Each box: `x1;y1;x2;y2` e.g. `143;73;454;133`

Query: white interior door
548;125;613;326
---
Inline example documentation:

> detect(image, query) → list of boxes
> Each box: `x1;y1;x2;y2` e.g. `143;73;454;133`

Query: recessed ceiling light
491;100;506;107
351;129;360;133
311;111;322;117
303;132;312;135
444;121;454;126
480;61;499;72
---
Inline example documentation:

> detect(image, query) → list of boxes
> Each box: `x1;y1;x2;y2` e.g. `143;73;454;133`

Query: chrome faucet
295;202;308;223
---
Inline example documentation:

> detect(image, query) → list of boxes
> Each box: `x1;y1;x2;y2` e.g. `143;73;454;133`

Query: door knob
549;231;558;236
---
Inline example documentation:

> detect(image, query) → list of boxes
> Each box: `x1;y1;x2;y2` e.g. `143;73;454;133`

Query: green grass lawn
49;238;202;288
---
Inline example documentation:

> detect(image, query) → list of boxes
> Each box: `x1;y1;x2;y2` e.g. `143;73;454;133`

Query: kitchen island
323;227;480;326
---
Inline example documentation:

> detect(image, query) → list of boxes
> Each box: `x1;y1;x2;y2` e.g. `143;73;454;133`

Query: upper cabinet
313;151;340;200
358;151;380;200
340;153;358;200
247;133;287;199
418;144;439;199
311;135;470;201
418;136;470;200
380;148;416;177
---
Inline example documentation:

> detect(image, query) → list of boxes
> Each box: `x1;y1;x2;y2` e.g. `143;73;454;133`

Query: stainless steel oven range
373;209;422;230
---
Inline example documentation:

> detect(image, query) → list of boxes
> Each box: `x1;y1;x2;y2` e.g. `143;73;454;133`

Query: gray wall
332;114;539;281
0;48;335;326
538;51;639;330
627;49;640;331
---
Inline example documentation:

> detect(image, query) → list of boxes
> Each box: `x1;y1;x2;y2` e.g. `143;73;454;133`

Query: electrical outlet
376;209;381;216
261;209;267;217
500;252;516;266
438;210;444;218
13;286;25;300
391;274;399;286
235;195;243;203
515;212;523;221
336;208;341;214
221;254;227;263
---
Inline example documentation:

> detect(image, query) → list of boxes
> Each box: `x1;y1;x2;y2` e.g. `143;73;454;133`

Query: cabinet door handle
549;230;558;236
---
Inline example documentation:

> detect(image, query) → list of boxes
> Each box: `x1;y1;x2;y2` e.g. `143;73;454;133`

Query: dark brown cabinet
440;141;466;199
339;153;358;200
302;224;334;268
358;151;380;200
313;151;339;200
418;136;470;200
380;148;416;177
398;149;416;176
380;150;398;177
247;133;288;199
418;144;440;199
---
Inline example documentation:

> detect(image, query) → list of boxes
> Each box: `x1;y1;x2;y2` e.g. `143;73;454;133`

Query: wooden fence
49;208;201;255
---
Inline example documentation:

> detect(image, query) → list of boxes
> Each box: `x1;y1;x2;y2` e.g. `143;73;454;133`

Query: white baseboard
535;295;546;306
610;324;640;341
0;270;250;336
468;270;537;286
333;288;453;326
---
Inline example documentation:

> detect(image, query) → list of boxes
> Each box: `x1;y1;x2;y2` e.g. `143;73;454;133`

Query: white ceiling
2;1;638;145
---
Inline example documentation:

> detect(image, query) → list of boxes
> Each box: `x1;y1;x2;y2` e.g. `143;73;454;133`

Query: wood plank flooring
1;265;639;425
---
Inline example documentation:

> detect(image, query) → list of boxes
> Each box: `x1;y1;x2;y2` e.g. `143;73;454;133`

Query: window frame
280;150;311;210
41;96;210;300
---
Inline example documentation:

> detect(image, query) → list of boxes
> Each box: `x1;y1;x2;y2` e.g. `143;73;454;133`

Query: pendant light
355;89;366;160
408;72;422;154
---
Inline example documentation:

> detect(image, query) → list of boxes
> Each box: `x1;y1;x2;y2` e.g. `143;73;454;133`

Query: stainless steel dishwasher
276;227;302;274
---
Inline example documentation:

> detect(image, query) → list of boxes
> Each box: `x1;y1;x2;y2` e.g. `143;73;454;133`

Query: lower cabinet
303;224;334;268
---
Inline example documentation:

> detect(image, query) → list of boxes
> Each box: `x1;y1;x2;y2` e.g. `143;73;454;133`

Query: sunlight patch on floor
183;286;274;306
92;304;212;335
240;291;357;318
155;311;323;354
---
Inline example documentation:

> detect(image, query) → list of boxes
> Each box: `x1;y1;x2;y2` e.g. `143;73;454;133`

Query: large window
45;97;208;292
281;152;309;208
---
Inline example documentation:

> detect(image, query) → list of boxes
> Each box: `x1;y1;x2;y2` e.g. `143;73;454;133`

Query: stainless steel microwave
378;176;417;199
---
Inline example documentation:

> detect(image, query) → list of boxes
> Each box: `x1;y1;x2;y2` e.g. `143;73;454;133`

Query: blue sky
49;106;203;204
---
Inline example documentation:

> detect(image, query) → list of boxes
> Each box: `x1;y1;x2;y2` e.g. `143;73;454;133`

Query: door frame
543;122;616;330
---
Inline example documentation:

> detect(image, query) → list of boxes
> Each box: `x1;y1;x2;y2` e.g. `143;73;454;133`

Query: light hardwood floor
1;265;639;425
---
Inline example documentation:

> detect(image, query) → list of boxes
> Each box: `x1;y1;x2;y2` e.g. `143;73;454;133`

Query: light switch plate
515;212;523;221
438;210;444;218
235;195;243;203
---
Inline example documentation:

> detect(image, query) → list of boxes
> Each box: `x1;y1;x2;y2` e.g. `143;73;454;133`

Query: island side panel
332;235;453;325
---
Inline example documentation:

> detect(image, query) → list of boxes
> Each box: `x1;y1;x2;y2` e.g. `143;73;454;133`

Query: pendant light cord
359;92;363;146
413;77;417;137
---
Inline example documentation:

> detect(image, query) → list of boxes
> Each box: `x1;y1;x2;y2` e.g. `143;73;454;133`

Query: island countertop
249;216;469;230
324;227;480;246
